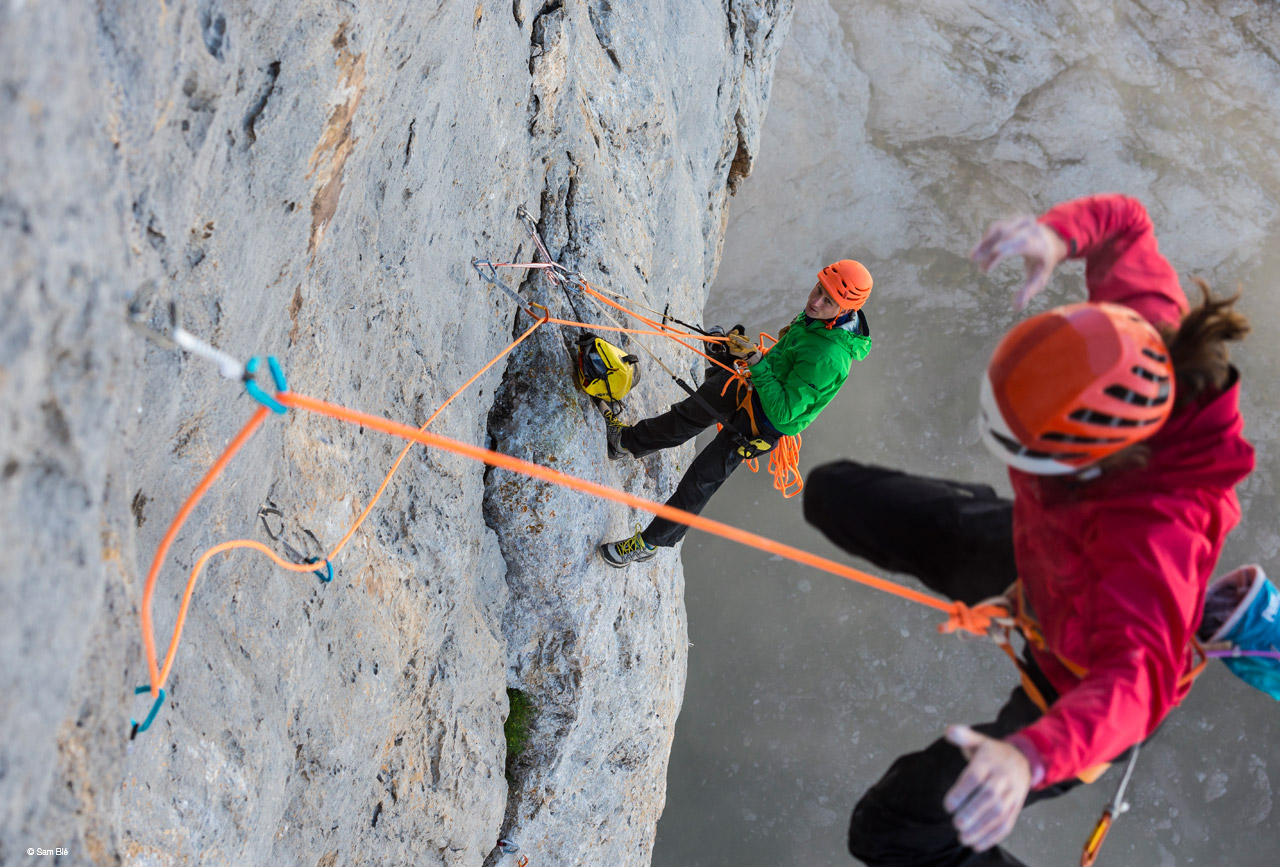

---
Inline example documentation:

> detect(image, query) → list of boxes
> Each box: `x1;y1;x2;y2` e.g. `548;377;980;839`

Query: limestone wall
0;1;793;864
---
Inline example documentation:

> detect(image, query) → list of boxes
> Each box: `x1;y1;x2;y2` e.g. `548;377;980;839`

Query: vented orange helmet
978;302;1175;475
818;260;873;311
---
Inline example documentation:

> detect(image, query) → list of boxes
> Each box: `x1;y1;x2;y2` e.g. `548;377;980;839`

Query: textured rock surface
0;1;792;865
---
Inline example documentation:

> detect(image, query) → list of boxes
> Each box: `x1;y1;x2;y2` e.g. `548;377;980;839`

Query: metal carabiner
472;257;501;285
258;504;333;583
127;280;180;350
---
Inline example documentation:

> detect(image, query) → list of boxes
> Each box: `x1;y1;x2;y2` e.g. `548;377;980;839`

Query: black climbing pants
622;368;779;548
804;460;1085;867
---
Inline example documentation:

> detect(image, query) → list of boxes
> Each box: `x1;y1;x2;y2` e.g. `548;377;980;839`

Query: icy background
656;2;1280;866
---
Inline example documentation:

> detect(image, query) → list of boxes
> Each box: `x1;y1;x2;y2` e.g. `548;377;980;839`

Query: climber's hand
727;332;762;365
943;725;1031;853
969;216;1069;310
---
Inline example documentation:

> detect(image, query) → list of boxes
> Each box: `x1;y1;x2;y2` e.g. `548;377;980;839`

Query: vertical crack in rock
242;60;280;147
727;109;753;194
480;176;590;861
403;118;416;167
307;24;366;256
588;1;622;72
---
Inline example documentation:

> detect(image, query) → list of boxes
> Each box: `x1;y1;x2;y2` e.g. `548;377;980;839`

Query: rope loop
130;685;167;739
244;356;289;414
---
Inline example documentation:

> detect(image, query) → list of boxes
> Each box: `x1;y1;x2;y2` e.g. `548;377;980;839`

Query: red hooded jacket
1008;194;1255;787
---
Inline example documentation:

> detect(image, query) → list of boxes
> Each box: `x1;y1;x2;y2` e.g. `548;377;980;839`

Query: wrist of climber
1004;733;1046;788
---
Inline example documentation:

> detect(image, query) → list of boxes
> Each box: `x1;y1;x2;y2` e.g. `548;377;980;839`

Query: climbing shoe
595;399;631;460
598;527;657;568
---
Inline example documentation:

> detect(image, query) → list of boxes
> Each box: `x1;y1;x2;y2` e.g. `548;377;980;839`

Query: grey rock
0;1;792;865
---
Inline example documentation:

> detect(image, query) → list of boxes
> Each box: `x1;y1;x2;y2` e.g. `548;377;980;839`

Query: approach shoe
596;399;632;460
598;528;657;568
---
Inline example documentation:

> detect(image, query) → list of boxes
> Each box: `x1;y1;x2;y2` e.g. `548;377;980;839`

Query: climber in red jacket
804;194;1255;865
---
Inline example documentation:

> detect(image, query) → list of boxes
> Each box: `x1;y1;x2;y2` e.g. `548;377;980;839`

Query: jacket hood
1142;372;1254;493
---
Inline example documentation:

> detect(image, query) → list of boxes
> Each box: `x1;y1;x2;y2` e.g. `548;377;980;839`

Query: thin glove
726;332;762;365
969;216;1070;310
943;725;1032;853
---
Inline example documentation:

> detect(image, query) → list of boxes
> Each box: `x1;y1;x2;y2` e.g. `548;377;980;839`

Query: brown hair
1160;278;1251;407
1090;280;1249;477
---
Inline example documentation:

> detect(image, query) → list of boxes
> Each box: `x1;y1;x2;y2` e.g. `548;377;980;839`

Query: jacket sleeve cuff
1005;733;1047;789
1037;216;1077;258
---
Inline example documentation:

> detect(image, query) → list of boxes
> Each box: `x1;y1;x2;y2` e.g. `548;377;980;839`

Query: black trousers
622;369;779;548
804;460;1083;867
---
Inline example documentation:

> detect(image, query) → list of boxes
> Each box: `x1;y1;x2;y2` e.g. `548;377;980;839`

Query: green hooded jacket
748;310;871;436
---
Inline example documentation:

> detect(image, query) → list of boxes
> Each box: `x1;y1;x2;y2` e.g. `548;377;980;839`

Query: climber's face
805;283;841;320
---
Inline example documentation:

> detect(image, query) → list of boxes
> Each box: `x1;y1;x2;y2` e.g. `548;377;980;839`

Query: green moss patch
504;688;535;771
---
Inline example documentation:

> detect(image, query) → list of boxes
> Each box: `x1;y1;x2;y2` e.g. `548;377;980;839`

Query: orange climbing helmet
978;302;1175;475
818;260;873;311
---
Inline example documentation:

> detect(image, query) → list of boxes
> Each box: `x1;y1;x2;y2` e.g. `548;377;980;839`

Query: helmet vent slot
1103;382;1170;408
1042;431;1127;445
989;429;1086;461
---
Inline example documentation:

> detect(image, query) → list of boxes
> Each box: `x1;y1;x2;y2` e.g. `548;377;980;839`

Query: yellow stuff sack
575;333;640;401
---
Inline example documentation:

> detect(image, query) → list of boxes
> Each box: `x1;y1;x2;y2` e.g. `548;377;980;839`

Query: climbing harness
981;581;1217;865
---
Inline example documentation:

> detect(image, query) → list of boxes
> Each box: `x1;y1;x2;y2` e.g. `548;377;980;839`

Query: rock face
0;2;792;865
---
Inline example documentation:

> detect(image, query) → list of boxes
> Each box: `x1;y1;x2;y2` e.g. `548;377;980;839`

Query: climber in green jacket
598;260;874;567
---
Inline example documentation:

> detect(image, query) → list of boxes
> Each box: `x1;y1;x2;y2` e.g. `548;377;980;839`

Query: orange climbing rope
139;263;745;706
138;379;1006;703
140;406;272;691
766;434;804;498
282;388;1007;634
140;313;548;698
136;257;959;728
